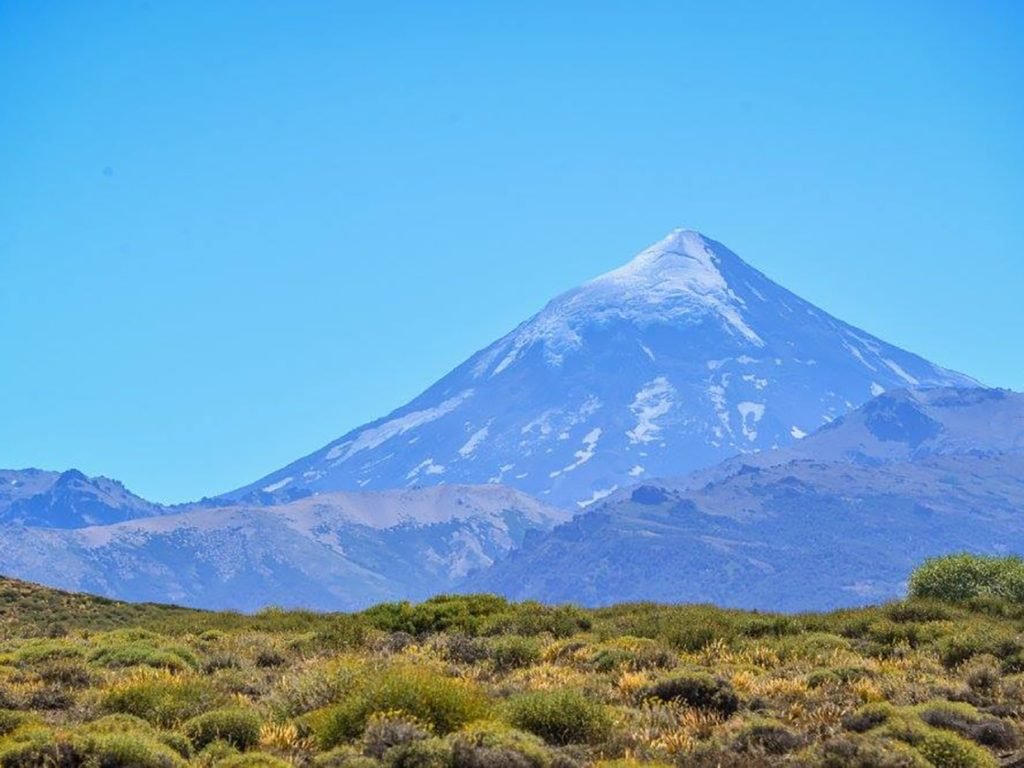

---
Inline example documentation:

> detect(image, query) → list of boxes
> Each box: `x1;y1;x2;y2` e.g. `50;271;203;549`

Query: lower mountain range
1;386;1021;611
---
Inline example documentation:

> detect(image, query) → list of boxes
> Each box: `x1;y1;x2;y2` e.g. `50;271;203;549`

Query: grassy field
2;561;1024;767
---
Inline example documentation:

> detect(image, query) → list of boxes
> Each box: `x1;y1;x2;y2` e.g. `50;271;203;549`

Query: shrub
11;639;85;664
383;737;450;768
192;740;241;766
268;657;361;718
435;634;489;665
100;669;225;727
937;630;1021;669
312;746;382;767
908;554;1024;604
362;595;510;636
962;655;1001;695
0;710;27;737
448;721;550;768
641;673;739;716
76;732;187;768
218;754;293;768
90;642;196;671
35;659;94;688
0;724;186;768
843;702;900;733
914;701;1018;750
504;690;611;745
26;686;74;710
311;665;488;747
733;718;802;755
490;636;542;671
915;728;999;768
362;711;432;758
820;735;930;768
184;707;262;750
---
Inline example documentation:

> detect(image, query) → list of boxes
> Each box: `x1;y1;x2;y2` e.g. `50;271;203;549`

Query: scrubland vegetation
3;555;1024;766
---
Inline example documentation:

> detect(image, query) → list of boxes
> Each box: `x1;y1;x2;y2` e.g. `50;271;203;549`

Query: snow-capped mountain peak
592;228;726;291
581;228;762;345
225;228;978;509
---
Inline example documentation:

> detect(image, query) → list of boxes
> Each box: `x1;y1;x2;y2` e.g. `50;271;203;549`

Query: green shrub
218;754;293;768
504;690;610;745
937;629;1021;669
820;734;930;767
91;641;196;671
382;737;450;768
268;657;361;718
192;740;241;766
35;659;94;688
183;707;262;750
0;725;185;768
11;639;85;664
311;665;488;747
734;717;802;755
362;595;510;636
481;604;591;639
489;636;542;671
909;554;1024;604
76;732;187;768
915;728;999;768
914;701;1018;750
843;702;900;733
641;673;739;716
312;746;382;767
0;710;27;737
100;670;225;727
448;721;550;767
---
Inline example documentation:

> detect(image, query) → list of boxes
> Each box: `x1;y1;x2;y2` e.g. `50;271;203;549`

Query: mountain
0;468;165;528
226;229;976;509
475;387;1024;611
0;484;567;611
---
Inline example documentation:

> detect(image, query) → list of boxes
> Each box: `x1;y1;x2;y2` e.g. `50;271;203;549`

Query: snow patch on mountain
737;402;766;442
458;425;489;458
884;359;921;387
627;377;675;444
551;428;602;477
406;459;445;481
262;477;293;493
577;485;618;509
327;390;474;462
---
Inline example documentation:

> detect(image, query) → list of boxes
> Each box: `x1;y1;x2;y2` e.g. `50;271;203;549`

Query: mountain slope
474;387;1024;610
0;484;568;611
227;230;976;509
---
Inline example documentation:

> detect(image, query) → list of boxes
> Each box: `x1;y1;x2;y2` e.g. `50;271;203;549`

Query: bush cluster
3;566;1024;766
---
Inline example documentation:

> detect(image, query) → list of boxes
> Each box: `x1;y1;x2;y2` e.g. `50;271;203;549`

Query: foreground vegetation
3;556;1024;766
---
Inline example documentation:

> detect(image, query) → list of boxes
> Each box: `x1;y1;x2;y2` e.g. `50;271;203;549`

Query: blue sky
1;1;1021;503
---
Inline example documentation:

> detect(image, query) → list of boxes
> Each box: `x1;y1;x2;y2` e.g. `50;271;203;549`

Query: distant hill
475;388;1024;610
0;484;568;611
0;468;165;527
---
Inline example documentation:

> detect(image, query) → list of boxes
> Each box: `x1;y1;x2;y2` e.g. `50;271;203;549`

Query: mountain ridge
225;229;976;509
474;386;1024;610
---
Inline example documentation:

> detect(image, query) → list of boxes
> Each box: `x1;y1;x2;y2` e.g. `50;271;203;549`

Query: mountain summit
227;229;977;508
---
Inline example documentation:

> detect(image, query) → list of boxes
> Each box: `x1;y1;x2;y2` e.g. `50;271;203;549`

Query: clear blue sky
1;1;1021;503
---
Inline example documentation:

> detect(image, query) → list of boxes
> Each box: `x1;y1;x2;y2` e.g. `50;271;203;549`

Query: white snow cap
593;229;717;285
581;228;763;345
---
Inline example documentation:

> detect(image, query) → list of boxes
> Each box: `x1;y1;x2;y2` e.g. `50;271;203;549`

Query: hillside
3;570;1024;766
0;485;568;611
478;388;1024;610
